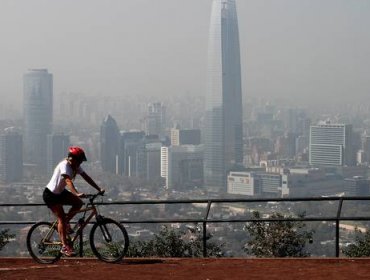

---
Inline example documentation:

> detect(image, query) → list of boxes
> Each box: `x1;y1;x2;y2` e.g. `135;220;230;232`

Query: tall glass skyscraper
204;0;243;190
100;114;120;174
23;69;53;172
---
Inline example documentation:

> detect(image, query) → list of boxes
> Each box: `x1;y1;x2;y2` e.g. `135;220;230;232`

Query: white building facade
309;123;354;167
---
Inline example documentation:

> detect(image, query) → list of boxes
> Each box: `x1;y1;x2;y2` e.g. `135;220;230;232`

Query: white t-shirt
45;159;84;194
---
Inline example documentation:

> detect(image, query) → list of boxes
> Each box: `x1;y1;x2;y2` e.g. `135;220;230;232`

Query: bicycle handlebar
83;192;104;201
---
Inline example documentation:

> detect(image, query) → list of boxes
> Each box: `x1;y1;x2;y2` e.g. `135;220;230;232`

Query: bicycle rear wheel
26;222;62;264
89;218;129;263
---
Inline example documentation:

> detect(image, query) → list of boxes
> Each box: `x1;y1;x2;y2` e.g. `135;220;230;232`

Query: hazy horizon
1;0;370;111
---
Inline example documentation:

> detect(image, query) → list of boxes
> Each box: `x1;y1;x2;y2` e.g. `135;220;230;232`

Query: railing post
79;227;83;257
203;200;212;258
203;221;207;258
336;198;344;258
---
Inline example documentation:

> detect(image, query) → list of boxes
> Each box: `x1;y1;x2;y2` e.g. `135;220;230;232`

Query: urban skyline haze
1;0;370;112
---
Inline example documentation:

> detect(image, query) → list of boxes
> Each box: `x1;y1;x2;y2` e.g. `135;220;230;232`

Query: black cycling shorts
43;188;82;208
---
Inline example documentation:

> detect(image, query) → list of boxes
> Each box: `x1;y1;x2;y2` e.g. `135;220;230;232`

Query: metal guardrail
1;196;370;257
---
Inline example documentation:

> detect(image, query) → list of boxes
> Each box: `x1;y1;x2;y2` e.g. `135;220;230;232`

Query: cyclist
43;146;105;257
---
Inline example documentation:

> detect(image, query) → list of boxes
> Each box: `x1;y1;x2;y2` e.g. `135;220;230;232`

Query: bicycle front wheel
26;222;62;264
89;218;129;263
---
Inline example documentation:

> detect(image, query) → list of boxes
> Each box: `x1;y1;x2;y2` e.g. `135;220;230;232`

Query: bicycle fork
70;207;96;244
96;215;112;242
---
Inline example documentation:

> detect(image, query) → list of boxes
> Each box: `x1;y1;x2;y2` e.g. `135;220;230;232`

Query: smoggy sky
1;0;370;108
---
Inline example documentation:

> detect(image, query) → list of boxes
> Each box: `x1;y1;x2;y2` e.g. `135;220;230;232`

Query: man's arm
64;175;83;196
80;172;104;193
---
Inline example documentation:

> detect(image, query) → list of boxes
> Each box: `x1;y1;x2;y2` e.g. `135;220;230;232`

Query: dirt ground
1;257;370;280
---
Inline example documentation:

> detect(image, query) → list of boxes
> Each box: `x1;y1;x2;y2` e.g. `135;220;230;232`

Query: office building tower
204;0;243;191
46;133;70;175
362;135;370;163
23;69;53;172
146;142;163;181
100;115;120;173
136;135;160;179
119;131;145;176
170;128;201;146
145;102;166;138
161;145;204;189
137;140;162;181
0;128;23;183
227;171;282;196
309;123;354;166
227;172;259;196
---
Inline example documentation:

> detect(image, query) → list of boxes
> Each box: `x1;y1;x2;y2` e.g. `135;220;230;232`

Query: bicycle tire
89;218;129;263
26;221;62;264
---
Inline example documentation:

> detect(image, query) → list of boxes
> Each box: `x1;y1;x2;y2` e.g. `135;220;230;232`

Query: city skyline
1;0;370;188
1;0;370;112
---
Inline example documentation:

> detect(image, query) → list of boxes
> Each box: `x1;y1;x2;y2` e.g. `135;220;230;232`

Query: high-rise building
100;115;120;173
23;69;53;172
135;135;161;179
227;172;259;196
145;102;166;138
227;171;283;197
161;145;204;190
170;128;201;146
119;131;145;176
137;140;162;181
0;128;23;183
46;133;70;175
309;123;354;166
204;0;243;191
362;135;370;163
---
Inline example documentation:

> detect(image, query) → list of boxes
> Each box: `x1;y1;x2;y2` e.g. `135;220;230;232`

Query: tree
342;229;370;257
244;211;314;257
127;225;223;257
0;229;15;251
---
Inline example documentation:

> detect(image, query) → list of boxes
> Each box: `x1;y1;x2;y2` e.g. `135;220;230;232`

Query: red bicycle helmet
68;146;87;161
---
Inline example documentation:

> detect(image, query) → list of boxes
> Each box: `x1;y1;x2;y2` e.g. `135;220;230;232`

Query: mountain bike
26;193;129;264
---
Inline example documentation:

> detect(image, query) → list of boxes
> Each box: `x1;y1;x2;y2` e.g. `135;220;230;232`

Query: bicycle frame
43;200;98;246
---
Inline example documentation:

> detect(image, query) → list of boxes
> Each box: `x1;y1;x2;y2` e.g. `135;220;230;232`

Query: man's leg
49;204;68;246
60;190;83;224
65;194;83;224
